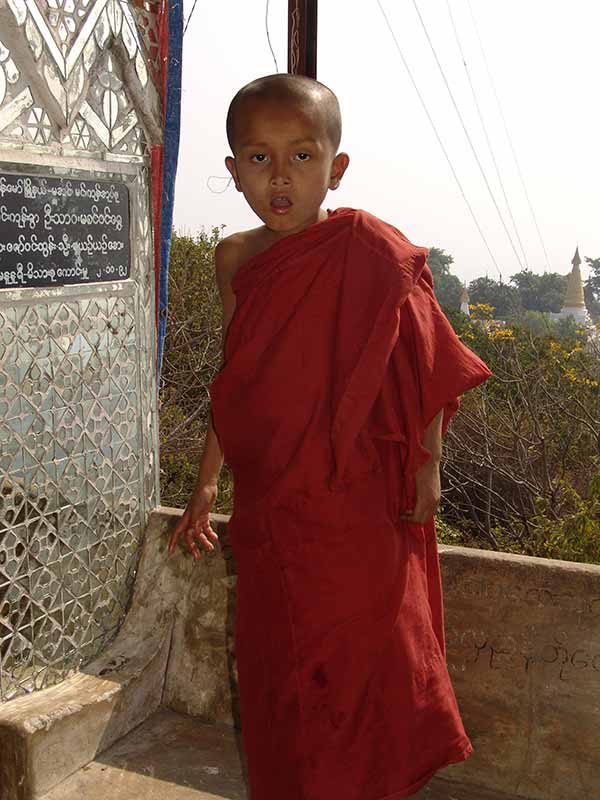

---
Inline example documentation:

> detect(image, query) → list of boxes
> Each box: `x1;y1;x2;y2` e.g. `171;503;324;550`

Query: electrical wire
183;0;199;37
374;0;503;277
207;176;233;194
411;0;523;275
467;0;551;271
447;0;529;269
265;0;280;73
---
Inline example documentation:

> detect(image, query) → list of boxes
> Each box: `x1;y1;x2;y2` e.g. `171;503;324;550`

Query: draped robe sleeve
328;211;491;498
208;207;491;800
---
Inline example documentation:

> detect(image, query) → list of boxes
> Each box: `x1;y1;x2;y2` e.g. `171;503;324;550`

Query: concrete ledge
39;709;247;800
0;637;169;800
3;509;600;800
0;508;219;800
438;545;600;799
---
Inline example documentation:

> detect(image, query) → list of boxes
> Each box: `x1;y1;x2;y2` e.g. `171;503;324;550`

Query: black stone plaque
0;173;130;288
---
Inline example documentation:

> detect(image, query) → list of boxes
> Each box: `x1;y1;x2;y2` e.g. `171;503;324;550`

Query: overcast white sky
174;0;599;284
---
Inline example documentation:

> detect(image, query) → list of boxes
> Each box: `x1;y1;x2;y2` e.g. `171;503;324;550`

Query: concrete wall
2;509;599;799
162;515;600;800
440;546;600;799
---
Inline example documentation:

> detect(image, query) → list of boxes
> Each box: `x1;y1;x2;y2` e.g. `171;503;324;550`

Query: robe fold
209;208;491;800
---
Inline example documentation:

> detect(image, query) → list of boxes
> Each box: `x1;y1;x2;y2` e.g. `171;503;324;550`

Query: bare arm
400;409;444;524
422;408;443;464
167;238;239;559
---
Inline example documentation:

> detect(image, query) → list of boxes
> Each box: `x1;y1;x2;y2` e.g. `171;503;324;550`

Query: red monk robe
209;207;491;800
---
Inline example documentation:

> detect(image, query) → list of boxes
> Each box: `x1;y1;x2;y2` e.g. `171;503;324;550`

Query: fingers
190;528;214;555
192;519;219;550
184;528;202;561
168;518;219;559
201;522;220;545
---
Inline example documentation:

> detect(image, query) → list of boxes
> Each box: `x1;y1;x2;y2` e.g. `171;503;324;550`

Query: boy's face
225;97;349;238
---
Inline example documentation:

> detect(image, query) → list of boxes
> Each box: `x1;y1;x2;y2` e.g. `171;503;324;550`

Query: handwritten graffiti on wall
448;628;600;683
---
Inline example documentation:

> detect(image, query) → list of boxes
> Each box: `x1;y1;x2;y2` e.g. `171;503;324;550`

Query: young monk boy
168;74;491;800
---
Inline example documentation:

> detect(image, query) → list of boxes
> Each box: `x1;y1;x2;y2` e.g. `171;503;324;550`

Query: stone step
40;708;521;800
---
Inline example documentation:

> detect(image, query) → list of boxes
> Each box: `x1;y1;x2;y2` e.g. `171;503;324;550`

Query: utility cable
411;0;523;275
265;0;280;73
447;0;529;268
467;0;551;271
183;0;199;37
375;0;503;277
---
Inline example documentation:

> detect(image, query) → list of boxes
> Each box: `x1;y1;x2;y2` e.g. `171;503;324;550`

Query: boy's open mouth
270;196;292;214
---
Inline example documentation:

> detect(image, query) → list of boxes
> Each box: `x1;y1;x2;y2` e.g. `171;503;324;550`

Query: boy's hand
400;459;441;524
167;483;219;561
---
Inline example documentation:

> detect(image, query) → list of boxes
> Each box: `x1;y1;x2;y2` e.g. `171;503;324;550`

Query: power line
411;0;524;276
183;0;199;37
374;0;503;278
265;0;280;73
446;0;529;269
467;0;551;271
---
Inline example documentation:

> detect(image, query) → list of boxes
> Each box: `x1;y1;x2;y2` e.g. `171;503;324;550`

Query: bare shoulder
214;229;263;335
214;229;259;287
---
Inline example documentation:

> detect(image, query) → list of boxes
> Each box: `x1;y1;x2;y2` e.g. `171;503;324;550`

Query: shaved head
226;74;342;154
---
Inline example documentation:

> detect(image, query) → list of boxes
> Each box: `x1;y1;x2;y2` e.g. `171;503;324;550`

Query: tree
584;257;600;319
510;270;568;313
427;247;454;276
427;247;463;312
468;277;521;318
509;269;539;310
537;272;569;313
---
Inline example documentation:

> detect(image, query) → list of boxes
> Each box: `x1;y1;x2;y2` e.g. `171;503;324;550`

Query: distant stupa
460;285;470;316
560;247;588;323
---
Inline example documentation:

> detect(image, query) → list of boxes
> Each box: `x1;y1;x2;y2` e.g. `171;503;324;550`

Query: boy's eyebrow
239;141;270;149
239;137;319;149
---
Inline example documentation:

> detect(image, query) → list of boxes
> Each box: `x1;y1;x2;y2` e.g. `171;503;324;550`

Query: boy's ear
225;156;242;192
329;152;350;190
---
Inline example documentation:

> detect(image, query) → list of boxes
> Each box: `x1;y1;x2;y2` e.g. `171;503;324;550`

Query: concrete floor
41;709;516;800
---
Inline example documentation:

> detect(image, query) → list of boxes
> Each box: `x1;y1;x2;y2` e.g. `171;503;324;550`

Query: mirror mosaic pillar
0;0;174;702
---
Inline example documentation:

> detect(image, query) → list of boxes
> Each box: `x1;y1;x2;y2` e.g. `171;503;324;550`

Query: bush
440;311;600;563
159;234;600;564
159;228;234;515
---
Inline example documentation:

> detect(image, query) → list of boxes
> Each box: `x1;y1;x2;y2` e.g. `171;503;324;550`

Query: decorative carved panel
0;0;162;701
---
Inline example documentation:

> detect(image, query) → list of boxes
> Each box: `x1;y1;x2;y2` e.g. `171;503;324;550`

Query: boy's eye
250;154;268;163
295;152;311;161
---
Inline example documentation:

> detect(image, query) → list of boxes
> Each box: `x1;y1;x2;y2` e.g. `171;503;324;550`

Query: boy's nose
269;173;291;187
269;160;291;187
